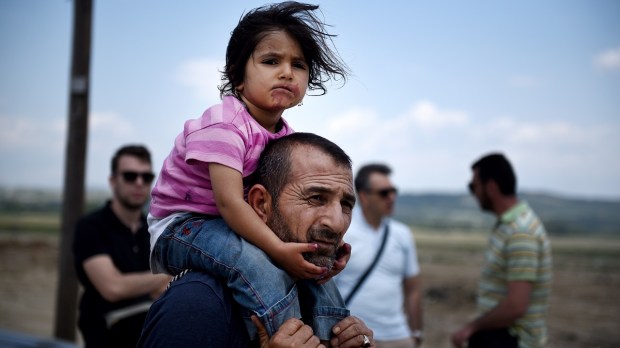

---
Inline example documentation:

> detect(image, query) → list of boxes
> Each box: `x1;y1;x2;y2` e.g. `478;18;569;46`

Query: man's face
110;155;154;211
361;172;397;218
469;168;492;212
266;145;355;271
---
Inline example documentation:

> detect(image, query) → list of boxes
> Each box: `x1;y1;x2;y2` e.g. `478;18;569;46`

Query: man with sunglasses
73;145;171;348
335;164;423;348
451;153;552;348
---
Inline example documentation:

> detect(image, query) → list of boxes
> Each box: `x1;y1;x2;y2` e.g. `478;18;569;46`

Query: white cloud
0;115;65;187
304;100;620;197
176;58;224;105
0;111;148;188
593;46;620;71
2;95;618;198
0;116;37;147
89;111;134;136
0;115;64;150
405;101;469;133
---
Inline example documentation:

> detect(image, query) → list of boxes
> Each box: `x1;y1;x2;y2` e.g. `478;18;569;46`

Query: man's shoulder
388;219;412;237
75;204;111;231
499;202;548;237
163;270;236;311
80;204;107;220
139;270;251;347
168;270;224;290
389;218;409;229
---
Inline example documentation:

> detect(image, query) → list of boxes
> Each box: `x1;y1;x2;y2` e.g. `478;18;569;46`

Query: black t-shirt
72;201;152;348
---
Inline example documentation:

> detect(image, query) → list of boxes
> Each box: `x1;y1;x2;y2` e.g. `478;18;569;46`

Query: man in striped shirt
451;153;552;348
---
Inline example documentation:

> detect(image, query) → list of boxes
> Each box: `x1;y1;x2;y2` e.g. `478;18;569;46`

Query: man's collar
498;201;528;224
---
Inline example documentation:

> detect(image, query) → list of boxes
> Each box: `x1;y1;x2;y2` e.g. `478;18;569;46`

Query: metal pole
54;0;93;341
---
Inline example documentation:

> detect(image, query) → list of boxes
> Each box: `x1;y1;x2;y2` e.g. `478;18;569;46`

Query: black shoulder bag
344;224;390;305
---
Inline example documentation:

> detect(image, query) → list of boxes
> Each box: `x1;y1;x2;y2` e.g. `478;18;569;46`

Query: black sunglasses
468;182;475;193
367;187;398;198
119;171;155;184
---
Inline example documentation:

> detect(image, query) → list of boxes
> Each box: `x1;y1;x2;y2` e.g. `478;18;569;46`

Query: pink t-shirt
149;96;294;217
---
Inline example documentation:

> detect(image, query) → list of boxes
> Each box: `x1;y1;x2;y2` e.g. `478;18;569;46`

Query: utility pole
54;0;93;341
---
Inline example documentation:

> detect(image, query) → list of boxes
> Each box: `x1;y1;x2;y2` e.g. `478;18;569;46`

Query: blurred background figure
72;145;170;348
335;163;423;348
451;153;552;348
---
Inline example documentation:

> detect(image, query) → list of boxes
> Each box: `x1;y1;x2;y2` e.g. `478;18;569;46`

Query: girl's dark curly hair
218;1;349;98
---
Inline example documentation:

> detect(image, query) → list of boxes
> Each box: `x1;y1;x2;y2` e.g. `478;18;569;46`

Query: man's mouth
312;239;338;255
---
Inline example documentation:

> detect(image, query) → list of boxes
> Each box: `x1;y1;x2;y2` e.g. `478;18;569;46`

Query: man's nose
320;203;349;235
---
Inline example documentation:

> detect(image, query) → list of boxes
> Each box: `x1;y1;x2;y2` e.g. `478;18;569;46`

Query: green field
0;212;61;233
413;228;620;273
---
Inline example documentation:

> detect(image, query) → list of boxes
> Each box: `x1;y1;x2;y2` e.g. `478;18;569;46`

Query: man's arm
404;275;423;345
83;255;170;302
451;280;532;347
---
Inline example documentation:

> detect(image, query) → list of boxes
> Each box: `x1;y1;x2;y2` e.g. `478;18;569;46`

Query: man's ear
357;191;368;206
247;185;272;223
108;174;116;190
485;179;500;197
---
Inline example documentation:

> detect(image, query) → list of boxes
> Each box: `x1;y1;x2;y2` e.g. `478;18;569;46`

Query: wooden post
54;0;93;341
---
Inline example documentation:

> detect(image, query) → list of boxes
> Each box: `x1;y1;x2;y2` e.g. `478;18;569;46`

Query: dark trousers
468;328;518;348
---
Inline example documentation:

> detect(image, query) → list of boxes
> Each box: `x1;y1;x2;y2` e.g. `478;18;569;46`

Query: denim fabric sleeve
153;215;301;339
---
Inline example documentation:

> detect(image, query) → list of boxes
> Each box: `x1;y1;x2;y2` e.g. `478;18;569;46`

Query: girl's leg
152;214;301;338
297;279;350;340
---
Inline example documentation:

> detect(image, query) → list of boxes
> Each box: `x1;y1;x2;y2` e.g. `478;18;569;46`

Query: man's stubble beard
478;190;493;212
267;204;339;273
116;188;147;212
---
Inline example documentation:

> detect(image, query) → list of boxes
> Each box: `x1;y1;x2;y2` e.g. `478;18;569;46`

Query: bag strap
344;223;390;305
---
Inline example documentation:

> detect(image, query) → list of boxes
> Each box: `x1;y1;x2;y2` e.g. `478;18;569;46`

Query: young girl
148;1;349;341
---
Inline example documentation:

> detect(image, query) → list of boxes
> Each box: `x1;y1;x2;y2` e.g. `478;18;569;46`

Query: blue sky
1;1;619;199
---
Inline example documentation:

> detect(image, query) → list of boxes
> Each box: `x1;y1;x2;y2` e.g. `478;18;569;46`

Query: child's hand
317;242;351;285
272;241;326;279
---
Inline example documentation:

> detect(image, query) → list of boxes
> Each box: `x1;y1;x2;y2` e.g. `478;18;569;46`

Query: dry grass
1;231;619;347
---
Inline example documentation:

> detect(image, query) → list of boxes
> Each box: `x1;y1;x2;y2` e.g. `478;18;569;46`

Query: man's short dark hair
471;153;517;196
110;145;152;175
354;164;391;194
255;132;351;202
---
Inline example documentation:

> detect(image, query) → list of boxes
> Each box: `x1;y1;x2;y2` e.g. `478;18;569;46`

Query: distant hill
394;192;620;236
1;187;618;236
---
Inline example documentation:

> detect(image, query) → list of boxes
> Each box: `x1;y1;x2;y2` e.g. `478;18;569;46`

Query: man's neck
493;195;519;217
361;208;383;230
110;199;142;233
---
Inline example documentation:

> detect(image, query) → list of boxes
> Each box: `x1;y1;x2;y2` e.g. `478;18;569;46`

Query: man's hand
330;316;375;348
253;315;324;348
272;241;326;279
317;242;351;285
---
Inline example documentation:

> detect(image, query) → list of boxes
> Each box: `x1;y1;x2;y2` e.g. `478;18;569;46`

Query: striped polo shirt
150;95;294;218
478;201;553;348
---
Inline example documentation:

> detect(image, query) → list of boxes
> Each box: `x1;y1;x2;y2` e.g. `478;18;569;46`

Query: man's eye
341;202;354;214
308;195;325;203
262;59;278;65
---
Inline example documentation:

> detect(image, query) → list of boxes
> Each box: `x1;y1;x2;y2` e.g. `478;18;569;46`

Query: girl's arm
209;163;325;279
